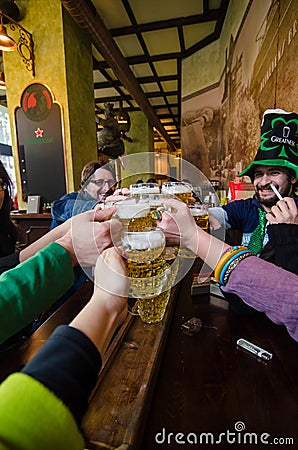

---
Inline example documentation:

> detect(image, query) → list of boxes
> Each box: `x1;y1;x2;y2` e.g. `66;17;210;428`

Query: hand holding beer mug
120;228;171;323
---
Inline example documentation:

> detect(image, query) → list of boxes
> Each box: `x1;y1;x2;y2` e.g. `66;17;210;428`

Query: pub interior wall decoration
181;0;298;187
97;102;126;159
14;82;66;205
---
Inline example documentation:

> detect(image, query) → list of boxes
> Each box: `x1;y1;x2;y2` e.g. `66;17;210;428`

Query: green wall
4;0;96;202
63;7;97;189
121;111;154;186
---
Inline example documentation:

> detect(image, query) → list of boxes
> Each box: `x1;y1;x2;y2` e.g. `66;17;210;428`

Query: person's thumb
93;204;116;222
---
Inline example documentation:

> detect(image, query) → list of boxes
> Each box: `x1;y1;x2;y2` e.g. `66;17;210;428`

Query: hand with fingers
266;197;298;225
105;187;130;204
56;205;122;267
157;198;197;249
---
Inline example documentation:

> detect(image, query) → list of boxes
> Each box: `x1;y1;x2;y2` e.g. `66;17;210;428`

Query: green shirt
0;242;74;344
0;373;84;450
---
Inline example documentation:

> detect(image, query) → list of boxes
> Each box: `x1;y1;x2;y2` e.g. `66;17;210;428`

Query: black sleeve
22;325;102;424
0;252;20;275
267;223;298;275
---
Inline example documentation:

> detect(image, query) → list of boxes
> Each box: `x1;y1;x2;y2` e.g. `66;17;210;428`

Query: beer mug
161;181;193;204
137;289;171;324
113;197;156;231
130;182;160;196
120;228;170;323
189;204;209;232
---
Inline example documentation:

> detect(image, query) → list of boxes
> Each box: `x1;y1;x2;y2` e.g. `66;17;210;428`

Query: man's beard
255;179;292;207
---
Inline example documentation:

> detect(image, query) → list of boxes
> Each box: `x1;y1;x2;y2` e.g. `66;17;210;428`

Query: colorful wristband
222;252;252;285
214;246;250;284
220;251;252;285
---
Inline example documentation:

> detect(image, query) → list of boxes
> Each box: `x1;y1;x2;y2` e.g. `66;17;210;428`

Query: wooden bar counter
141;264;298;449
0;261;297;449
11;212;52;246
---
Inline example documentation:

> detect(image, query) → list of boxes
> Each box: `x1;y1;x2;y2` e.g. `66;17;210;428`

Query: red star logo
34;127;44;138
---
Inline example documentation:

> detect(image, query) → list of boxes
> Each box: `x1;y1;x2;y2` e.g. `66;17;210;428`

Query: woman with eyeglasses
51;160;128;229
0;161;18;258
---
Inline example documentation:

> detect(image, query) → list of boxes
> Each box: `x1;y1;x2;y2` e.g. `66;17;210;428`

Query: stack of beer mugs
121;228;172;323
130;182;174;220
115;192;175;324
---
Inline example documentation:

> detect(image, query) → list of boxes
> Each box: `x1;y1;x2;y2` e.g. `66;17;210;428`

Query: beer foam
130;185;160;194
116;199;150;218
190;207;207;216
123;230;165;250
162;184;191;194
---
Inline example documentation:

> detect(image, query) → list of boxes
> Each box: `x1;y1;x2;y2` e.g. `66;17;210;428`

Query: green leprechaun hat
239;108;298;179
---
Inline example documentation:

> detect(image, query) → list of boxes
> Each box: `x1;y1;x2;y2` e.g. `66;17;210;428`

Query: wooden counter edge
83;285;180;450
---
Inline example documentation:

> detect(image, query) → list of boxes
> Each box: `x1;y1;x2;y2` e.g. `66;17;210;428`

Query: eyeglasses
0;182;7;191
90;179;115;188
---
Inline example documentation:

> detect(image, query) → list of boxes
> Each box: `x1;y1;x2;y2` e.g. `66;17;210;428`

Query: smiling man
209;109;298;256
80;162;116;202
50;161;118;229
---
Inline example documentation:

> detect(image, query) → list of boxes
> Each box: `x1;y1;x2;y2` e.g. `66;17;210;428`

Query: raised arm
158;199;298;342
0;248;128;450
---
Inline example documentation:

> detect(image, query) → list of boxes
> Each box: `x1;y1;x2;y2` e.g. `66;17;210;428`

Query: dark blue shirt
50;191;99;229
210;194;298;248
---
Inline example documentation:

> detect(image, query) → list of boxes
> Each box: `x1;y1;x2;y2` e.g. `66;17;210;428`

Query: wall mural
181;0;298;187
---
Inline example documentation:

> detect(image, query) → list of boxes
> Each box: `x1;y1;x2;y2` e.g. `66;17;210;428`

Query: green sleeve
0;373;84;450
0;242;74;344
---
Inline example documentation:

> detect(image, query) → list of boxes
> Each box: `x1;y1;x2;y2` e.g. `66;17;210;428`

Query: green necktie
248;208;268;255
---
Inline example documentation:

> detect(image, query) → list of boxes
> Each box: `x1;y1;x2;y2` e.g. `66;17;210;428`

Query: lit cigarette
237;338;273;361
270;183;283;200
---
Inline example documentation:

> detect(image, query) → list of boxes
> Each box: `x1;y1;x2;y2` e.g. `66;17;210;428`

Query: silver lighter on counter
237;338;273;361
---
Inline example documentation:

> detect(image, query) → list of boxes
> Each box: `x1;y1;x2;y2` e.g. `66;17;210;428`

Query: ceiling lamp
0;21;16;50
0;10;35;75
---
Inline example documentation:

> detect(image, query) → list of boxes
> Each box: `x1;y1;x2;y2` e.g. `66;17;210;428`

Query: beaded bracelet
214;246;250;283
222;252;252;285
214;246;252;286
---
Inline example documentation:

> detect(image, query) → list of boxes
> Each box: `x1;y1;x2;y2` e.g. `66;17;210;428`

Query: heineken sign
15;83;66;204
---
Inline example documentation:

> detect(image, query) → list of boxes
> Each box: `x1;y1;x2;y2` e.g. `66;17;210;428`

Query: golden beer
175;191;192;204
161;182;192;204
189;205;209;232
137;289;171;323
121;229;171;322
114;198;156;231
127;253;167;297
